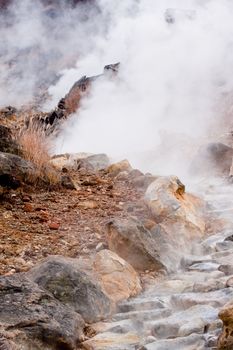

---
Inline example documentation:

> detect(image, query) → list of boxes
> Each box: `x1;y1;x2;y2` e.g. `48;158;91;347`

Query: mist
2;0;233;179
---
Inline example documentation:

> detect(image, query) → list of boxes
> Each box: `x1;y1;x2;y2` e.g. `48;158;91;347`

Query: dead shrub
17;125;59;186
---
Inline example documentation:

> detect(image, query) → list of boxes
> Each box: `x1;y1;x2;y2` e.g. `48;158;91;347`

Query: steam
0;0;102;107
2;0;233;178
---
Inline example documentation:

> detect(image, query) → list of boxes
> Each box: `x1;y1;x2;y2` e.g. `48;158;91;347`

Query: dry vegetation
17;124;59;186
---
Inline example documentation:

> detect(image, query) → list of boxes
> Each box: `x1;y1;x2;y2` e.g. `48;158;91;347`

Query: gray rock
77;153;110;172
0;125;20;155
27;256;112;323
140;333;206;350
106;217;167;272
0;152;35;188
0;273;85;350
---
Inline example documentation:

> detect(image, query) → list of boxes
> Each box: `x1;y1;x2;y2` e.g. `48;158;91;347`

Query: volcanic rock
0;152;35;188
145;175;206;236
0;125;19;155
106;217;167;272
0;273;85;350
27;256;112;323
93;249;142;303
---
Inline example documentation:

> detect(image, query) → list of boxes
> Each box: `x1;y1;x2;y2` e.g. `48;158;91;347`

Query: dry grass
17;124;59;186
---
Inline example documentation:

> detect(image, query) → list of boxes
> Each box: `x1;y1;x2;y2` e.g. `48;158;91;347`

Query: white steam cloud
2;0;233;179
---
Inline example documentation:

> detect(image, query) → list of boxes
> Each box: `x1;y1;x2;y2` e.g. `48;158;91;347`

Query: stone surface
218;301;233;349
107;160;132;177
0;151;35;188
50;153;109;172
106;217;167;272
93;249;142;303
145;175;205;236
0;273;85;350
27;256;112;323
0;125;19;155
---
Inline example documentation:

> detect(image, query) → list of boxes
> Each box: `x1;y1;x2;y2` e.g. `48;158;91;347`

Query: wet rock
0;125;19;155
0;152;35;188
106;217;167;272
93;250;142;303
27;256;112;323
0;273;85;350
141;333;206;350
191;142;233;177
82;331;140;350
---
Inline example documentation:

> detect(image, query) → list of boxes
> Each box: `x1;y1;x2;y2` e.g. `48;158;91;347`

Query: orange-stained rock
93;249;142;303
218;302;233;349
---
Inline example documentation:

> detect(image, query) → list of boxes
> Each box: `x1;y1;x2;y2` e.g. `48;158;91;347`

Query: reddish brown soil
0;169;151;276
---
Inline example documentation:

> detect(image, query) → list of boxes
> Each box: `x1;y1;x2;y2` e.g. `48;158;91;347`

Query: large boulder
0;152;35;188
145;175;206;238
27;256;112;323
218;302;233;349
0;273;85;350
93;249;142;303
106;217;167;272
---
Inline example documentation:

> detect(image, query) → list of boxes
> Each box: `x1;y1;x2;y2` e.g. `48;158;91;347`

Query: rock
27;256;112;323
82;331;140;350
141;333;206;350
48;222;60;230
106;217;167;272
50;153;110;172
0;152;35;188
0;125;19;155
191;142;233;177
219;264;233;276
218;301;233;349
0;273;85;350
93;250;142;303
107;160;132;177
61;174;77;190
145;175;204;227
131;174;157;192
145;175;206;239
226;277;233;288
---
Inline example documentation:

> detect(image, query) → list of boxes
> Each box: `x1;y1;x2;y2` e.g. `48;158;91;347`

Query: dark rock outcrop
0;125;19;155
0;152;35;188
31;63;120;133
0;273;85;350
27;256;112;323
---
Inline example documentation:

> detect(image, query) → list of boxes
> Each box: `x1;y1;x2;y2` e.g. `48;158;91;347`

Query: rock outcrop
93;249;142;303
107;176;206;273
0;125;19;155
0;152;35;188
31;63;120;133
0;273;85;350
27;256;112;323
107;217;167;272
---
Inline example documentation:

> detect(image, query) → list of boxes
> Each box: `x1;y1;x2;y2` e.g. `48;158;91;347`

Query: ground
0;168;152;276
